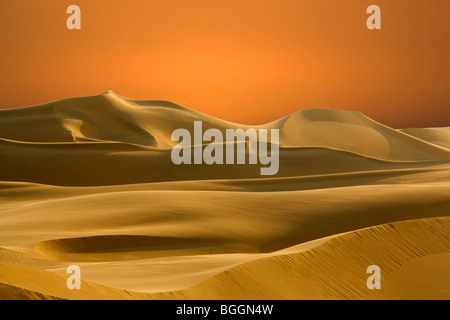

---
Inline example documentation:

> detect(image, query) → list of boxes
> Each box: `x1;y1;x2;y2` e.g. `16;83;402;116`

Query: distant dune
400;128;450;149
0;91;449;299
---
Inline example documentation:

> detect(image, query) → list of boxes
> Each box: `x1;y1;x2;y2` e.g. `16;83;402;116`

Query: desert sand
0;91;449;300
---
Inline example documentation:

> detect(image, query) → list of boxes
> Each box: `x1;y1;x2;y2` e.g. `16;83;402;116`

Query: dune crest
400;128;450;149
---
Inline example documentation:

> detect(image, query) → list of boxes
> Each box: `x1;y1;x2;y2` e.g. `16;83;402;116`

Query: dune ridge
400;128;450;149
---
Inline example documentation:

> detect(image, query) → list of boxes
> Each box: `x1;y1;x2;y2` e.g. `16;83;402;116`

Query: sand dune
0;92;449;299
152;217;450;300
400;128;450;149
1;91;448;159
0;217;448;299
1;137;449;186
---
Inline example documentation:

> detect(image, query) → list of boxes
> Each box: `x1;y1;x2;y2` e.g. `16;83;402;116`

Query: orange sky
1;0;449;128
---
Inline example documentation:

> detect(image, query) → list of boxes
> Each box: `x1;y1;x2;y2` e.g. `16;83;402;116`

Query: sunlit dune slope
400;128;450;149
1;181;449;258
152;217;450;300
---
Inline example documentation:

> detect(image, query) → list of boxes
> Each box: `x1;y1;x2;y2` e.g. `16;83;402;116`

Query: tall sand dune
1;91;448;160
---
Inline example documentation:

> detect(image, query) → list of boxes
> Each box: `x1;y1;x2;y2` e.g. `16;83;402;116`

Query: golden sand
0;91;449;299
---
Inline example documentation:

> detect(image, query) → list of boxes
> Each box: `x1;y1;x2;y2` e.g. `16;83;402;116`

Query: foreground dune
155;217;450;300
0;92;449;299
0;217;448;299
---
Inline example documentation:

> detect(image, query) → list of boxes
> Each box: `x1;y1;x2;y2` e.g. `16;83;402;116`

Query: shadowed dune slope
1;136;448;185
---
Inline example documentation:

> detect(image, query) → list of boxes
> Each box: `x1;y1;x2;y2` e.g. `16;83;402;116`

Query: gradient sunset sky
1;0;449;128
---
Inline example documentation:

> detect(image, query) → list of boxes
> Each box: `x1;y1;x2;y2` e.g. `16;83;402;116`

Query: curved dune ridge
0;91;449;299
